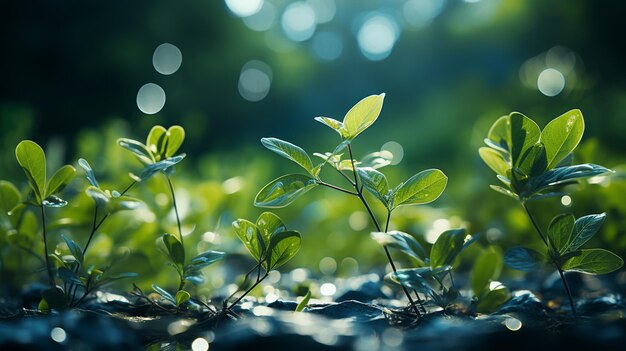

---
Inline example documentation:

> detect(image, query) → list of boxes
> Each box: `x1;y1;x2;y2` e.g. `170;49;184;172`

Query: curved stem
521;202;577;317
167;176;184;247
318;181;358;196
39;206;54;288
228;272;268;310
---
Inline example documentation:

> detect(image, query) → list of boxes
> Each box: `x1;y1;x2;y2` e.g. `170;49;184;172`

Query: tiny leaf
163;234;185;268
15;140;46;204
165;126;185;158
314;116;343;135
78;158;99;187
479;147;510;176
63;235;84;264
175;290;191;306
357;167;389;207
117;138;154;165
295;289;311;312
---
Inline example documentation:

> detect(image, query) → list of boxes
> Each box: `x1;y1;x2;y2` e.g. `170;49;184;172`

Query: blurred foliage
1;0;626;295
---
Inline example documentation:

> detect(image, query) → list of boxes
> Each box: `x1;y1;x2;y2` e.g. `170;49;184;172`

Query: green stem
167;176;184;247
347;144;421;317
318;181;358;195
40;206;54;288
228;272;268;310
522;202;577;317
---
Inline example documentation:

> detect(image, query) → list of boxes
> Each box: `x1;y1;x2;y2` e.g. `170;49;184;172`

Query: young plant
14;140;76;305
479;110;620;315
255;94;448;316
228;212;301;310
375;229;476;311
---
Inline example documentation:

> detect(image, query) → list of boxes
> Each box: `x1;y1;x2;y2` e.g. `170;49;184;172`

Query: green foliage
254;174;318;208
504;247;545;272
314;93;385;140
15;140;76;207
295;289;311;312
470;247;510;313
371;230;426;262
479;110;612;201
430;229;470;269
390;169;448;210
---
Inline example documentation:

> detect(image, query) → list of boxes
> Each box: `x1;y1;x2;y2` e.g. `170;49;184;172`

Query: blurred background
1;0;625;296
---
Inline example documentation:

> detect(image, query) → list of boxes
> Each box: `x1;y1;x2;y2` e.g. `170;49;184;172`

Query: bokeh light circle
136;83;166;114
537;68;565;96
238;60;272;102
281;2;317;42
225;0;263;17
152;43;182;75
357;14;399;61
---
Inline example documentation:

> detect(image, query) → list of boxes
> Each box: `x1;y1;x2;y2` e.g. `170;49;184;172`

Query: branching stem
40;206;54;288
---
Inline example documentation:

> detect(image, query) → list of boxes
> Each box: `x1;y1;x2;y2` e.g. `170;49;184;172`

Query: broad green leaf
137;154;186;181
187;251;225;270
152;284;176;304
562;213;605;253
341;93;385;140
508;112;541;167
254;174;318;208
357;167;389;206
547;214;575;255
295;289;311;312
360;151;392;169
147;125;167;157
486;116;511;152
233;219;263;261
430;228;467;269
371;231;426;261
256;212;287;245
118;138;154;165
42;195;68;208
489;185;519;200
41;286;68;310
45;165;76;197
542;109;584;170
514;143;546;180
475;285;510;314
163;234;185;268
391;169;447;209
504;247;544;272
390;266;451;295
78;158;99;187
261;138;314;175
175;290;191;306
165;125;185;158
470;247;503;296
266;230;301;270
561;249;623;275
0;180;21;212
526;163;612;195
15;140;46;203
479;147;509;176
63;235;84;264
314;116;343;135
106;195;141;213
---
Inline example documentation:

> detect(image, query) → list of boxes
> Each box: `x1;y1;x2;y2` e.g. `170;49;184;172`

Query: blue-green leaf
78;158;99;187
504;247;544;272
261;137;315;175
562;213;606;253
152;284;176;304
137;154;185;181
63;235;84;264
371;231;426;261
430;228;467;269
118;138;154;165
254;174;318;208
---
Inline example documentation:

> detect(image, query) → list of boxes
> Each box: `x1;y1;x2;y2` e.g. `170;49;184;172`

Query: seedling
376;228;476;311
469;247;510;313
255;94;450;316
479;110;622;315
228;212;301;310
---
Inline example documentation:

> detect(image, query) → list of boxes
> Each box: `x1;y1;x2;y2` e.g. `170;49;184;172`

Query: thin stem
228;272;268;310
82;206;99;255
226;259;266;302
521;202;577;317
318;181;358;196
346;144;420;316
167;176;184;247
40;206;54;288
333;167;356;187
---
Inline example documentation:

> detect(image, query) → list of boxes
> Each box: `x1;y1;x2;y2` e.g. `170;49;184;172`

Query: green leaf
391;169;447;210
561;249;623;275
542;109;584;170
78;158;99;187
0;180;21;213
390;266;451;295
430;228;467;268
341;93;385;140
187;250;225;270
526;163;612;195
479;147;510;176
486;116;511;152
476;285;510;314
254;174;318;208
233;219;263;261
58;267;84;286
175;290;191;306
357;167;389;206
371;231;426;261
41;286;68;310
504;247;544;272
515;143;547;180
508;112;541;167
15;140;46;204
117;138;154;165
45;165;76;198
295;289;311;312
137;154;186;181
314;116;343;135
547;214;575;255
163;234;185;268
562;213;606;253
470;247;503;296
62;235;84;264
489;185;519;200
42;195;68;208
165;126;185;158
360;151;393;169
266;230;301;270
85;186;109;207
147;125;168;157
256;212;287;245
106;195;141;213
261;138;314;175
